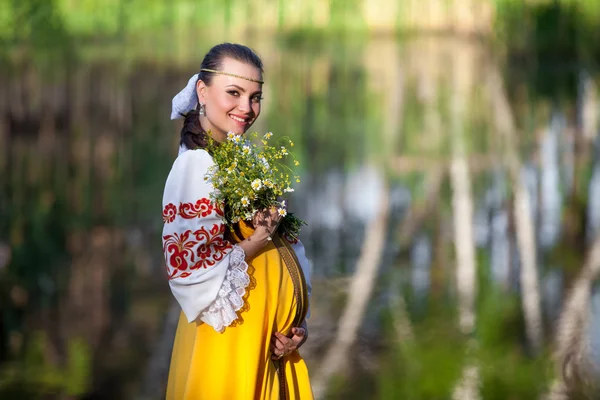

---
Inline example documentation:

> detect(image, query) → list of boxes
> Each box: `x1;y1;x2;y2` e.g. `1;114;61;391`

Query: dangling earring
199;102;206;116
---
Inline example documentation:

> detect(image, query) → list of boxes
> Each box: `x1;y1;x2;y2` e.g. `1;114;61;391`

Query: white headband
170;74;199;120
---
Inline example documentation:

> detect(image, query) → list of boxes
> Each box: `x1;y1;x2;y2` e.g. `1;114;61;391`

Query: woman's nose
237;97;252;113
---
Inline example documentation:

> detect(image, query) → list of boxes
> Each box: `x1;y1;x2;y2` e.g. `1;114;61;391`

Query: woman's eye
227;90;240;97
252;96;263;103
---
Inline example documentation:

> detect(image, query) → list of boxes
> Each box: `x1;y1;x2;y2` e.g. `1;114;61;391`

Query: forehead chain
200;68;264;84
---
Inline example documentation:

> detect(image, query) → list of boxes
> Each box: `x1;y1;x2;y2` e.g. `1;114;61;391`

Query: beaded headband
200;68;264;84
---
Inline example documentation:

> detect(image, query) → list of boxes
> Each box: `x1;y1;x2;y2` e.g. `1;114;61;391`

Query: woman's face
196;58;263;142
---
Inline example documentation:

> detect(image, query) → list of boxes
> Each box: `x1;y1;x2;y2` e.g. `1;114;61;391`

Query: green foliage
368;275;552;399
495;0;600;102
0;333;91;398
4;0;76;69
477;290;551;399
377;310;466;399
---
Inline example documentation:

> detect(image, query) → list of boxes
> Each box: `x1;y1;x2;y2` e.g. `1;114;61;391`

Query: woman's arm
162;149;272;332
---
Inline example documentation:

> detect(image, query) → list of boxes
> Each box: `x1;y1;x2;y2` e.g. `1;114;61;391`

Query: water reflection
587;136;600;243
410;233;432;312
539;112;563;250
3;26;600;400
542;267;563;323
590;284;600;371
487;172;511;288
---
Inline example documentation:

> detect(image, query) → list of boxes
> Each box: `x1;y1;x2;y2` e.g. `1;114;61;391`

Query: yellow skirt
166;222;314;400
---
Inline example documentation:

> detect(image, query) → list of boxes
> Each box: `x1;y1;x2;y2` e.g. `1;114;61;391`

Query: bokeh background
2;0;600;399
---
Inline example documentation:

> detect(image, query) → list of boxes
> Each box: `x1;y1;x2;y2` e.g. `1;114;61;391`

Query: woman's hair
180;43;264;150
180;108;208;150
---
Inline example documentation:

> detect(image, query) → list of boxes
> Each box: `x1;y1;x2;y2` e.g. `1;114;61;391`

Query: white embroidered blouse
162;146;312;332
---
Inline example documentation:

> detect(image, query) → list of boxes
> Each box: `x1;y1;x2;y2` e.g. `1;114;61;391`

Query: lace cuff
199;245;250;332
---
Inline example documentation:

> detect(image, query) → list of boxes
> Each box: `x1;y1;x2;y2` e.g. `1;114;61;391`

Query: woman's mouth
229;114;249;125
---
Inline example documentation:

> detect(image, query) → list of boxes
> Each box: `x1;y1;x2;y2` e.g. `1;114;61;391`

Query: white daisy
251;179;262;191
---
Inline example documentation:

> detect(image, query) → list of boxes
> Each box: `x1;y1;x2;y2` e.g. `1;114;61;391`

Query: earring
199;102;206;116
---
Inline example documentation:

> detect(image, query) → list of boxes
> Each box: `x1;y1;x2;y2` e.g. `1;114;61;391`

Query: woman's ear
196;80;207;103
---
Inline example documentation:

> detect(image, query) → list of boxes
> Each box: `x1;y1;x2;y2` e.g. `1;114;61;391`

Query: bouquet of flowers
205;131;306;240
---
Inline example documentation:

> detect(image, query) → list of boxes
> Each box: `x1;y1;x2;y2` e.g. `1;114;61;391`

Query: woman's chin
239;123;255;134
227;126;245;135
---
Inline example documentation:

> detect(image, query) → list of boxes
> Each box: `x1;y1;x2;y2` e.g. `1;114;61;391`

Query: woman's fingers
274;339;285;351
275;333;292;348
253;208;281;235
291;327;306;337
290;327;308;349
271;335;287;352
274;332;290;342
271;332;299;358
271;325;310;358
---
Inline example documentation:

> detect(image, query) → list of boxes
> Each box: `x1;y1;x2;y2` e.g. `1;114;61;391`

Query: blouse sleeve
162;149;250;332
289;239;313;320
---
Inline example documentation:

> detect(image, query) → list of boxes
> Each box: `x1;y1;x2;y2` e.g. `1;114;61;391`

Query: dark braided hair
180;108;208;150
180;43;263;150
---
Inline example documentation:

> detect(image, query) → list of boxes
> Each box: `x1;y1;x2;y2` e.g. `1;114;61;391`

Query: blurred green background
2;0;600;399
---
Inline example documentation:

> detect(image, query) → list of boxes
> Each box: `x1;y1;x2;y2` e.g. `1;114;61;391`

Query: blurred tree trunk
311;179;389;399
486;60;543;353
547;236;600;399
136;302;180;400
449;86;477;333
397;168;445;246
449;40;480;400
60;228;120;350
568;71;598;228
577;71;598;143
449;40;477;335
363;37;404;159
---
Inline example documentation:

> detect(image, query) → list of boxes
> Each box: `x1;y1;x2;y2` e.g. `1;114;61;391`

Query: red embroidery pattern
191;224;231;270
162;197;233;279
163;198;224;224
214;201;225;217
163;223;232;280
163;231;197;279
163;203;177;223
180;198;213;219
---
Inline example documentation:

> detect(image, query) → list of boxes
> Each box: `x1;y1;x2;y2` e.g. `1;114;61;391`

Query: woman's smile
229;113;251;126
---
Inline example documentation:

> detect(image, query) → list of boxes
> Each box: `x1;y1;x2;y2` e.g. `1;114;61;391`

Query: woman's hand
238;208;282;260
270;322;308;360
252;207;282;238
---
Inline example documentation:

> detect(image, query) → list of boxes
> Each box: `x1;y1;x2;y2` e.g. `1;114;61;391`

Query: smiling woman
163;43;314;399
196;59;264;141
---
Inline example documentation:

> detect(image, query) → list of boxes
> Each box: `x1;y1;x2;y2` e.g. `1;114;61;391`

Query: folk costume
162;74;313;399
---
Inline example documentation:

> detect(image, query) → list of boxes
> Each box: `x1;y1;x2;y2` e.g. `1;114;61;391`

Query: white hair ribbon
170;74;199;120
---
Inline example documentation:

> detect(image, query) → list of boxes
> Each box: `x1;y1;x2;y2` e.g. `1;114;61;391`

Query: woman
162;43;314;399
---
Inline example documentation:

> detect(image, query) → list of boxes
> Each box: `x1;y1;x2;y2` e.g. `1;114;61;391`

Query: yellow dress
166;221;314;400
